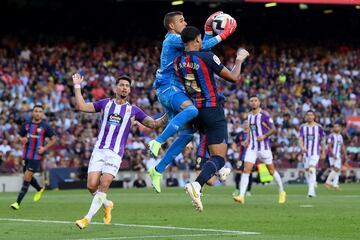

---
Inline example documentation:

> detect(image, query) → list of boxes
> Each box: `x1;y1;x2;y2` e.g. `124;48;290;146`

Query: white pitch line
0;218;259;236
300;205;314;208
76;233;241;240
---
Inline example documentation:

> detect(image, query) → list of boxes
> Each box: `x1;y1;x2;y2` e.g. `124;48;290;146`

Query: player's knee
268;169;275;175
87;182;98;193
334;168;340;172
309;167;316;174
183;105;198;119
243;169;252;174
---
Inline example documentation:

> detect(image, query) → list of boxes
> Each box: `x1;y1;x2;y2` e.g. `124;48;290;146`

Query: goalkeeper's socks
155;132;193;173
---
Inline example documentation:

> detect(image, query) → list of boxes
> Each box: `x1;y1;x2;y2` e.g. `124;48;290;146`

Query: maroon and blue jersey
237;131;247;161
19;121;55;161
196;133;209;159
174;51;224;109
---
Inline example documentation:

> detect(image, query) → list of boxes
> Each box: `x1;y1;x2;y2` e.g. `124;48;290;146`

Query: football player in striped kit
72;73;167;229
325;124;347;191
233;96;286;204
299;110;326;197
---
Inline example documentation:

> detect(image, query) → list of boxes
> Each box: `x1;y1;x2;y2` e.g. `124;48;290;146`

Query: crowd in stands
0;36;359;183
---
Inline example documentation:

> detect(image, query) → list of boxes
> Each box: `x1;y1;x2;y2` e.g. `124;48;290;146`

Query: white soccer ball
212;13;235;34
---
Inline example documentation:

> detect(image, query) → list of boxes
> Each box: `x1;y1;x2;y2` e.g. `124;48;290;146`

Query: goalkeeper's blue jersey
153;32;219;91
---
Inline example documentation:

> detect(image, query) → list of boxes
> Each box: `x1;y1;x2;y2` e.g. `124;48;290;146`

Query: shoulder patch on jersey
213;55;221;65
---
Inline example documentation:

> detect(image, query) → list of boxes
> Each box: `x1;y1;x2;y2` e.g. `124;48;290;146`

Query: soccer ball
212;13;235;34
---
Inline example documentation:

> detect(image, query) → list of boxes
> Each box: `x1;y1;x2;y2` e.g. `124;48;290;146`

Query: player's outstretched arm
219;48;249;83
203;18;237;50
204;11;223;39
140;114;168;129
72;73;96;113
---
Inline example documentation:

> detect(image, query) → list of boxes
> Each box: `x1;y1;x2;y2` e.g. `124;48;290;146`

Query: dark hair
117;75;132;85
163;11;183;30
33;104;44;110
249;95;259;100
181;26;201;43
306;110;315;114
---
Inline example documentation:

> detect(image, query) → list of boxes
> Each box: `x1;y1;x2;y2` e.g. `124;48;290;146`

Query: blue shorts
23;159;42;172
156;85;191;121
194;105;228;145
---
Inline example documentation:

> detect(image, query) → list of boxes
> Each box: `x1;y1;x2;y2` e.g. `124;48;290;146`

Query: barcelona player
10;105;57;210
174;26;249;211
148;11;236;193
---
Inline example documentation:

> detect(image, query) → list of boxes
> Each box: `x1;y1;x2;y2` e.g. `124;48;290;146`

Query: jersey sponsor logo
213;55;221;65
250;124;257;130
307;134;314;140
107;113;123;125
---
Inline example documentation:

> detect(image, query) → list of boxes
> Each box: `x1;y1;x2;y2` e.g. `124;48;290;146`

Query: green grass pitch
0;184;359;239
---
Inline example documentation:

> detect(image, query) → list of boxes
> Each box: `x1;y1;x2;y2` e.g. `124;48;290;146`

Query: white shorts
329;157;341;169
244;149;273;165
304;155;319;169
88;148;122;177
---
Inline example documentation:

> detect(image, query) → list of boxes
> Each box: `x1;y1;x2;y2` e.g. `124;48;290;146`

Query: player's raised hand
205;11;223;34
236;48;250;62
219;18;237;40
72;73;84;85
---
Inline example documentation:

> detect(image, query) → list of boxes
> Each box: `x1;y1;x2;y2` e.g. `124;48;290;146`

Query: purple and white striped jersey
327;133;344;159
247;110;274;151
299;123;325;157
93;99;147;157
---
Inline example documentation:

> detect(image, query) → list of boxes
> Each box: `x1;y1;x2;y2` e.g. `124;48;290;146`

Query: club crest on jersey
107;113;123;125
37;127;42;133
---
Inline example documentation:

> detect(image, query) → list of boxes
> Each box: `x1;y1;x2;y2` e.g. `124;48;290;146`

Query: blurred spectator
346;170;357;183
133;173;147;188
0;37;359;175
179;171;191;187
288;170;306;184
166;171;179;187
